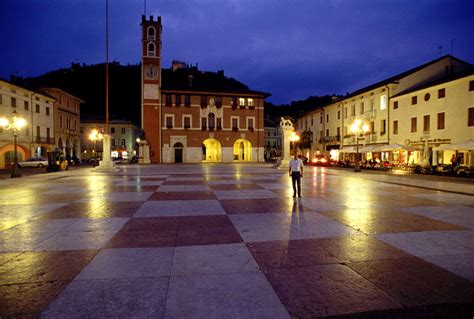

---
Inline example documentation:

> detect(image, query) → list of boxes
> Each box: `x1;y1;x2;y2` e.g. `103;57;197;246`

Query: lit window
239;98;245;107
380;95;387;110
247;98;254;107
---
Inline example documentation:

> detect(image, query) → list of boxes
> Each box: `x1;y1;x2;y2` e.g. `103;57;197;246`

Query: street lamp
289;131;300;154
351;119;369;172
89;129;103;166
0;110;27;178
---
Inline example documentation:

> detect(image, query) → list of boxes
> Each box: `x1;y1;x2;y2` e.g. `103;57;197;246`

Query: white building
296;55;474;166
0;79;55;168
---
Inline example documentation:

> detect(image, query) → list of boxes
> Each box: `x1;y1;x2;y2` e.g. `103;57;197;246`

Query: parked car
310;155;329;166
18;157;48;168
456;166;474;178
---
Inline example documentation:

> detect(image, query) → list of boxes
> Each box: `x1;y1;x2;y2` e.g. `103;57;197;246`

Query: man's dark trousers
291;171;301;197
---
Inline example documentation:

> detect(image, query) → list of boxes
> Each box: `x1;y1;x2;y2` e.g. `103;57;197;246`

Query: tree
300;130;313;151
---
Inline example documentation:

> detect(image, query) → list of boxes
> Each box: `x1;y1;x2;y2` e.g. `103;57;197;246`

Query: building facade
263;118;282;161
140;15;269;163
296;55;474;166
39;88;82;160
80;120;140;161
0;79;55;168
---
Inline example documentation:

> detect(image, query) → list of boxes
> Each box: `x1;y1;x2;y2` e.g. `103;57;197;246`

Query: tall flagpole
105;0;109;133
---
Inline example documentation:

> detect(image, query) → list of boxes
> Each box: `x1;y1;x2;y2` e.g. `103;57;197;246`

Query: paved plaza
0;164;473;318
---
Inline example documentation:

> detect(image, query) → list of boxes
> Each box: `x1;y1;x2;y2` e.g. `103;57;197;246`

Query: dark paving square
0;281;70;318
106;217;179;248
315;235;412;262
320;209;466;234
38;201;144;219
176;216;242;246
209;183;264;190
0;251;97;285
220;198;304;214
347;257;474;307
265;264;401;318
149;191;217;201
247;239;341;270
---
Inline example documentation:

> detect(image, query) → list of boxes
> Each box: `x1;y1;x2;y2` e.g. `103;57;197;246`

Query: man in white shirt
289;152;304;198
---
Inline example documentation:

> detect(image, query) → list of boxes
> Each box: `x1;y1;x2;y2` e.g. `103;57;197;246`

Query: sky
1;0;473;104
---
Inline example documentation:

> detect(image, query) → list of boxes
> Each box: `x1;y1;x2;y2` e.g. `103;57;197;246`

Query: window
380;119;386;135
208;113;215;129
438;88;445;99
248;118;254;130
360;102;364;114
185;95;191;106
393;120;398;135
46;107;50;116
175;95;181;106
216;97;222;108
232;118;238;130
201;117;207;129
411;117;417;132
46;127;50;139
35;104;40;113
351;105;355;116
200;96;207;108
437;112;445;130
239;98;245;108
393;101;398;109
147;27;156;40
184;116;191;129
165;94;172;106
380;95;387;110
423;115;430;132
326;114;329;122
147;42;155;56
247;98;254;108
326;129;329;137
11;97;16;108
370;99;374;111
166;116;173;128
111;139;116;148
336;127;340;138
411;96;417;105
59;116;63;128
320;116;323;123
36;126;40;139
344;107;347;118
468;107;474;127
121;127;126;134
74;120;77;131
337;110;340;119
231;97;237;109
320;130;323;138
370;121;375;133
470;80;474;91
424;93;430;101
216;118;222;129
120;139;126;148
111;127;115;134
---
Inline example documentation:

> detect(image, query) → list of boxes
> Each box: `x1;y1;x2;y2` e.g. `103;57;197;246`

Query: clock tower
141;15;162;162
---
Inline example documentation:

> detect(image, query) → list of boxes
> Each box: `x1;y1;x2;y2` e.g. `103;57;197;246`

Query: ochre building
140;15;269;163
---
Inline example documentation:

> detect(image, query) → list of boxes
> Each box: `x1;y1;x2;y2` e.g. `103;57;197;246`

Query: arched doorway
233;139;252;161
202;138;221;162
174;142;184;163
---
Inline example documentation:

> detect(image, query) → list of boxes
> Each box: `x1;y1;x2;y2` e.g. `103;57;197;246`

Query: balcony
35;137;54;144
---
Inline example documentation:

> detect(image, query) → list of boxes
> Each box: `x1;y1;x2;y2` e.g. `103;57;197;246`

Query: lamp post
351;119;369;172
0;110;27;178
289;131;300;155
89;129;103;167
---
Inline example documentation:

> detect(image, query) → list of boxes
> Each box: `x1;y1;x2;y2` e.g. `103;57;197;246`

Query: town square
1;1;473;318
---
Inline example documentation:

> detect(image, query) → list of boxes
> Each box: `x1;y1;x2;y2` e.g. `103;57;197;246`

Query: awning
435;140;474;151
380;143;418;152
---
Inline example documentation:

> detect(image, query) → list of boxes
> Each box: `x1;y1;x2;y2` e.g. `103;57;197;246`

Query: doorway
174;142;183;163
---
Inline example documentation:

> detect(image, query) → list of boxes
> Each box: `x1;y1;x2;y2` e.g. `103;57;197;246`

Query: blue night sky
1;0;473;104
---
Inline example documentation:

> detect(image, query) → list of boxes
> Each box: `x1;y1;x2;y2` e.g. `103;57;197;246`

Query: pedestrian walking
289;152;304;198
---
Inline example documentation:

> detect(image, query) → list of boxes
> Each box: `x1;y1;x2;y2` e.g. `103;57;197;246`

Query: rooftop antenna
144;0;147;15
450;39;455;55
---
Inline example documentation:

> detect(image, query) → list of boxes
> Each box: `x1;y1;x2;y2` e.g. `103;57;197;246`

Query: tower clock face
145;65;159;79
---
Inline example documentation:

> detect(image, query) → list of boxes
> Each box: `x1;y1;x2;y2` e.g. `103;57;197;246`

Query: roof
0;78;56;101
335;55;472;102
392;66;474;98
161;67;270;97
39;87;85;103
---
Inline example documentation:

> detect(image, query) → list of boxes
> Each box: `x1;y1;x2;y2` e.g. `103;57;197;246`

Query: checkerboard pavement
0;164;473;318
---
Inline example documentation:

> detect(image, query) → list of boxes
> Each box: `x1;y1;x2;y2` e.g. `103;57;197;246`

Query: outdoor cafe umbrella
436;140;474;151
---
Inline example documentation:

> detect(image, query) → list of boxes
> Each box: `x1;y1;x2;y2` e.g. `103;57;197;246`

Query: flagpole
105;0;109;133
